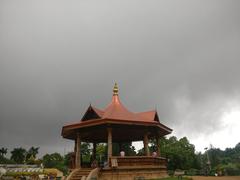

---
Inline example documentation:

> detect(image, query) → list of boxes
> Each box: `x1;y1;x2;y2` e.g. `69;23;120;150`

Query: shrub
0;156;15;164
167;170;174;176
219;163;240;176
185;168;199;176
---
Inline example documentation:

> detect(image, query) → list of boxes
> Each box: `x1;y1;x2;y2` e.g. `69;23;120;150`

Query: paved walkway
192;176;240;180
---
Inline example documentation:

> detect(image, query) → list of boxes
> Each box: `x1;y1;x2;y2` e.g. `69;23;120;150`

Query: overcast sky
1;0;240;157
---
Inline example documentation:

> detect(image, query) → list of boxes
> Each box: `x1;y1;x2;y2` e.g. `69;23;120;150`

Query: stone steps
69;168;92;180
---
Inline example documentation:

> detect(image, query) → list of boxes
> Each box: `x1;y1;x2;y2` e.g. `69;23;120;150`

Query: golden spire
113;83;118;96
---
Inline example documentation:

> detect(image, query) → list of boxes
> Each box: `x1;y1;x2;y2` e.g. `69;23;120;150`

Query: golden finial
113;83;118;96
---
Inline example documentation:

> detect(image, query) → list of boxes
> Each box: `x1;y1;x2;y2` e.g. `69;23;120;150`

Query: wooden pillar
93;142;97;160
75;132;81;169
74;140;77;154
73;140;77;169
156;136;161;157
143;132;150;156
107;128;112;165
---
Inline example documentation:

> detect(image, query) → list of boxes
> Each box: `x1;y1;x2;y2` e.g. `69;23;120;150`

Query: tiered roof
62;83;172;140
82;84;159;122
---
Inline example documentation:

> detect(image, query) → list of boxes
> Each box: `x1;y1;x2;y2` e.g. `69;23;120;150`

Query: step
69;169;92;180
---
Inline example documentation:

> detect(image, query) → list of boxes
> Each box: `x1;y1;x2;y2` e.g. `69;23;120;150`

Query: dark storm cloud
1;0;240;155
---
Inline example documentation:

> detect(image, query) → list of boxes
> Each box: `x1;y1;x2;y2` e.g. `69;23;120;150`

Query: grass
148;177;192;180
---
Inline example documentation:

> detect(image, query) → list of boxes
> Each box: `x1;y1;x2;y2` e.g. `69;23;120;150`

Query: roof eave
62;118;172;138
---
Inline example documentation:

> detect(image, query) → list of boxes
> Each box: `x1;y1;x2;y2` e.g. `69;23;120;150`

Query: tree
10;147;27;164
96;143;107;163
81;142;91;163
140;136;200;170
0;148;7;157
0;147;15;164
42;153;63;168
121;143;136;156
26;147;39;161
81;143;91;156
201;142;240;175
42;153;68;175
63;152;72;167
166;137;199;170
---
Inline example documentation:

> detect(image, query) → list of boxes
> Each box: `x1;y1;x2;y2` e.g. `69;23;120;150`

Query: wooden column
156;136;161;157
143;132;150;156
73;140;77;169
93;142;97;160
107;128;112;165
75;132;81;168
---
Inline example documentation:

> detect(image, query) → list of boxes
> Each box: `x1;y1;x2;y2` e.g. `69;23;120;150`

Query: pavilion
62;84;172;180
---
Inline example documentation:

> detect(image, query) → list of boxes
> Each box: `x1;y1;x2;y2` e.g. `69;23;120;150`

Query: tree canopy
1;137;239;175
10;147;27;164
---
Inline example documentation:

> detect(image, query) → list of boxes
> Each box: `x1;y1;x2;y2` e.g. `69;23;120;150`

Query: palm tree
10;148;27;164
0;148;7;157
26;147;39;160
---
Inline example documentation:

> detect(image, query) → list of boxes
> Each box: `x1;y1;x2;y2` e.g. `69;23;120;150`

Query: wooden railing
110;156;167;167
86;168;99;180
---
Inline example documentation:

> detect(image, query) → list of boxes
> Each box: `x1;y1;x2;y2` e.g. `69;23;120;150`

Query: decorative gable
81;106;102;121
154;112;160;122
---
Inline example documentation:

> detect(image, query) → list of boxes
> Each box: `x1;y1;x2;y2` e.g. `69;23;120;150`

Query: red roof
63;83;171;126
78;83;160;123
62;84;172;139
87;95;157;122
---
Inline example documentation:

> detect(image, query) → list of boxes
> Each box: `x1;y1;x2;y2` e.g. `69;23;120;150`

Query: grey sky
1;0;240;157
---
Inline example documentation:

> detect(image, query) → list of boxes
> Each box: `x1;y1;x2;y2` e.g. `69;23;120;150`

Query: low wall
97;156;168;180
99;166;168;180
110;156;167;167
